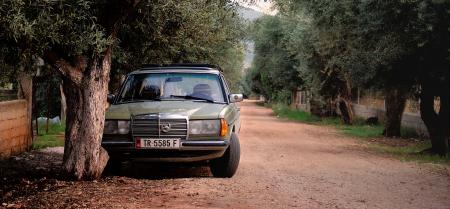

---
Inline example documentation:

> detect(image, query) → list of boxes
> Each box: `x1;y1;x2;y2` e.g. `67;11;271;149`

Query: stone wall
352;103;428;135
352;104;386;121
0;100;31;158
291;90;429;135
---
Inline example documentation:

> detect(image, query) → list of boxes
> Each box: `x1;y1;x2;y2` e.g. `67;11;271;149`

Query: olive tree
0;0;244;179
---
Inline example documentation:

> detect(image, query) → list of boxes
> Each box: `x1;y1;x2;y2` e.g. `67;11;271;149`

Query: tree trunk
420;86;449;156
291;90;298;109
60;83;67;122
337;74;354;124
17;72;33;147
40;0;139;180
337;96;354;125
384;87;408;137
61;51;112;180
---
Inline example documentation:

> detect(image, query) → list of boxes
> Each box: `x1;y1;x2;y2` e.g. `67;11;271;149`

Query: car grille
131;114;188;139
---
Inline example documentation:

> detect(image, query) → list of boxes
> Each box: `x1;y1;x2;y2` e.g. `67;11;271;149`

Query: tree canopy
247;15;302;103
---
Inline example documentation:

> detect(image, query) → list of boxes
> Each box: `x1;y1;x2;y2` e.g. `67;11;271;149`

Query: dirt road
176;100;450;209
2;100;450;209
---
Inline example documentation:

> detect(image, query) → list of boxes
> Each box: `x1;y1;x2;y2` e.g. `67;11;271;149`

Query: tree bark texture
60;83;67;122
60;50;112;180
420;86;450;155
384;87;408;137
17;72;33;147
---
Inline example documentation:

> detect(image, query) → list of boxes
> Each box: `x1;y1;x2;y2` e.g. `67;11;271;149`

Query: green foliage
240;72;252;97
248;15;302;103
111;0;245;88
249;0;449;101
1;0;112;59
0;0;245;89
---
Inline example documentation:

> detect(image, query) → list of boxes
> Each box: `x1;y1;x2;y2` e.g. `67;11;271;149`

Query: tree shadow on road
0;151;65;205
1;150;215;208
103;161;212;179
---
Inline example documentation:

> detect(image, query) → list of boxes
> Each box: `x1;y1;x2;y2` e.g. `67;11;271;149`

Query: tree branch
55;59;84;86
43;50;85;86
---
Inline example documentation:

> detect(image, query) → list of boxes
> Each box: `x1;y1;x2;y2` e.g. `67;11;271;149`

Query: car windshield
117;73;226;103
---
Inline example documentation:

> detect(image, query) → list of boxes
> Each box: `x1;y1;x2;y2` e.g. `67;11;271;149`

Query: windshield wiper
117;98;161;104
169;95;216;103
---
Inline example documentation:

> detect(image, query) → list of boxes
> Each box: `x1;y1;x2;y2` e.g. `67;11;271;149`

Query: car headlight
189;120;221;136
104;120;130;134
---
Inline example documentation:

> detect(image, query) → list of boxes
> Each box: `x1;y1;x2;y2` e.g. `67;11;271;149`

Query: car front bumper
101;139;229;162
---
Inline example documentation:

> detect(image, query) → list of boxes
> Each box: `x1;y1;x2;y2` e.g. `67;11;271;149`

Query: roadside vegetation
32;123;65;150
247;0;450;156
270;103;450;164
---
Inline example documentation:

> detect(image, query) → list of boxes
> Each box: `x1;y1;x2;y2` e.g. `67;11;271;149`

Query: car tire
210;132;240;178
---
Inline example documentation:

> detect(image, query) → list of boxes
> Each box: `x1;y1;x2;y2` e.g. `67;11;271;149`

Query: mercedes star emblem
160;123;171;133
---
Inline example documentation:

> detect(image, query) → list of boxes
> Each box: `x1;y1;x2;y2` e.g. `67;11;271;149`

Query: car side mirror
229;94;243;103
107;94;116;104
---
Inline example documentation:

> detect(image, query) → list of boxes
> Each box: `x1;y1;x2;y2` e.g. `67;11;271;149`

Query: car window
118;73;225;103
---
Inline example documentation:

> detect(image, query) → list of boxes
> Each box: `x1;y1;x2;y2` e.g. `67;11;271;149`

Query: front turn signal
220;118;228;137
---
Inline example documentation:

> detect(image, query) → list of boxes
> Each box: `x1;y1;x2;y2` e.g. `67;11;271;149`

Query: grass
32;122;65;150
339;124;384;138
273;103;384;138
272;104;321;123
369;141;450;164
270;103;450;165
32;134;65;150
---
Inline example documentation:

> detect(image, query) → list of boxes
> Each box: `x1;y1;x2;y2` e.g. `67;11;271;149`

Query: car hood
106;100;227;120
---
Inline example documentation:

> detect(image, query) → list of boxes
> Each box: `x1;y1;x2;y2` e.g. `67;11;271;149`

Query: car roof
129;64;222;75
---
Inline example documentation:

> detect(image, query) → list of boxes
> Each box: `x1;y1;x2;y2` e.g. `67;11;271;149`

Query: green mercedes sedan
102;64;243;177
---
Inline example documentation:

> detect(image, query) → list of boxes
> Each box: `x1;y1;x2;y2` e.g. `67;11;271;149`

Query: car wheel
210;132;240;178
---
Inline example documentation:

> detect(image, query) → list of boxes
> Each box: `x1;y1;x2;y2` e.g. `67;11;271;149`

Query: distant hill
236;6;267;69
237;6;264;21
237;6;264;69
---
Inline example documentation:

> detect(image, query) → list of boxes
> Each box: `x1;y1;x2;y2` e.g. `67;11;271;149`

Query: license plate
135;138;180;149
